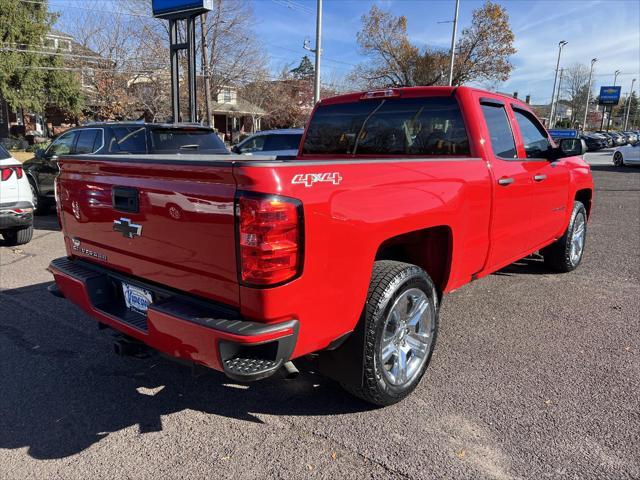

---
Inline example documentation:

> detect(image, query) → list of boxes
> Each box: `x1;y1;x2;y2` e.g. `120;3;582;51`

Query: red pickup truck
49;87;593;406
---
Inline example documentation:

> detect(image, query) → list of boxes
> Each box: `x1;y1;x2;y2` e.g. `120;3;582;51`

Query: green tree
351;1;516;88
0;0;82;114
290;55;314;80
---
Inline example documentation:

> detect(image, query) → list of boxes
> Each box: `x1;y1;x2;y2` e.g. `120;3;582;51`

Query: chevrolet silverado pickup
49;86;594;406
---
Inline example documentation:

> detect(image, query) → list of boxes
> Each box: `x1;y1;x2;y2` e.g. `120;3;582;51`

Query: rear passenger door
479;98;535;270
510;107;570;248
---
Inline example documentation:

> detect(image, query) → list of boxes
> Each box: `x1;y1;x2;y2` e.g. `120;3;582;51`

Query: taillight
1;168;13;181
237;193;303;286
0;166;23;181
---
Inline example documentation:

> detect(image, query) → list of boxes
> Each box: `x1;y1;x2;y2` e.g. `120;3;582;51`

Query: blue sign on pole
548;129;578;139
152;0;213;18
599;86;622;105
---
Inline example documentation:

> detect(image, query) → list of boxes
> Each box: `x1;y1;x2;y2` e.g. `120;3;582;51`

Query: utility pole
447;0;460;86
201;13;213;127
582;58;597;131
549;40;568;128
313;0;323;104
623;78;636;130
606;69;621;132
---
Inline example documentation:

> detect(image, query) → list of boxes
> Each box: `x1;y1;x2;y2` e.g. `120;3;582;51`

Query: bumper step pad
223;357;283;381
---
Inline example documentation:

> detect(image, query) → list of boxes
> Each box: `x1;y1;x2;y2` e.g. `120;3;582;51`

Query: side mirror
231;145;240;154
35;148;45;159
558;138;587;157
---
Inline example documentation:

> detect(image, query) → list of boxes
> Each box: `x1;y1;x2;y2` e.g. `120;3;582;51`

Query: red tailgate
57;156;240;307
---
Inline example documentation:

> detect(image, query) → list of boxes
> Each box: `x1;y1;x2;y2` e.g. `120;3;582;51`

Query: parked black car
23;122;228;214
593;131;614;147
580;134;606;151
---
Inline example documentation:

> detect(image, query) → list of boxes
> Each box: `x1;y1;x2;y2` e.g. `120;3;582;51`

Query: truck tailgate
57;156;239;306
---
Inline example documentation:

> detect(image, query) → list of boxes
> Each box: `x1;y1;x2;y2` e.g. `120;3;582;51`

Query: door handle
533;174;547;182
498;177;514;186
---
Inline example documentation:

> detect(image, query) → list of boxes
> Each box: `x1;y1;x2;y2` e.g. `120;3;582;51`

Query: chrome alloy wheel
379;288;433;387
570;212;586;265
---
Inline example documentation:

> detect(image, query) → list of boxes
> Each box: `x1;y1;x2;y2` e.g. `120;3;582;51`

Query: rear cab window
148;128;227;154
0;144;10;159
302;96;470;156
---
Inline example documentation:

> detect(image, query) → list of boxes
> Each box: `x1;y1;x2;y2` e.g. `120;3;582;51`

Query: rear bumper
49;257;298;380
0;201;33;229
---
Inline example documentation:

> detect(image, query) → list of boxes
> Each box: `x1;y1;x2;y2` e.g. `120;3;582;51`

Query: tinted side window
109;127;147;154
481;104;517;159
263;134;302;151
48;131;79;157
303;97;470;156
239;135;266;153
149;129;227;154
513;109;551;158
75;129;102;154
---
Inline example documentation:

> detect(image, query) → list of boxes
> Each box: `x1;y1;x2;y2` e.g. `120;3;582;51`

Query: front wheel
542;201;587;272
341;261;439;406
613;151;625;167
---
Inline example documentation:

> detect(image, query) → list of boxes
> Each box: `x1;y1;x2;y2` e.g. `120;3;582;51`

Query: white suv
0;144;34;245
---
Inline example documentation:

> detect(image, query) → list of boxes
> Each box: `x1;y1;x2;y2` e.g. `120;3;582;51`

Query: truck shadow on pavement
33;213;61;232
0;282;374;460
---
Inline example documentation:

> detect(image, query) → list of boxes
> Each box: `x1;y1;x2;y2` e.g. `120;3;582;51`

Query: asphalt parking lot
1;151;638;479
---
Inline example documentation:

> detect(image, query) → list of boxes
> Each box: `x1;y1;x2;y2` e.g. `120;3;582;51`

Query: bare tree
350;1;516;89
562;63;591;125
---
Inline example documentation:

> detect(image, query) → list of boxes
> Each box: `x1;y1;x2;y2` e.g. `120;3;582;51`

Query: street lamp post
582;58;597;131
606;70;621;132
623;78;636;130
549;40;568;128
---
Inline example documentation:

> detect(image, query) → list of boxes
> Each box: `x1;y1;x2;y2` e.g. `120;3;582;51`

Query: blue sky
51;0;640;104
250;0;640;103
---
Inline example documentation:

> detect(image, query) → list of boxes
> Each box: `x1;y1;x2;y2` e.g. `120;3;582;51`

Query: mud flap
317;312;366;387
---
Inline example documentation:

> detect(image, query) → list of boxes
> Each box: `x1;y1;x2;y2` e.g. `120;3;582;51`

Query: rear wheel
613;151;625;167
341;261;439;406
542;201;587;272
2;225;34;246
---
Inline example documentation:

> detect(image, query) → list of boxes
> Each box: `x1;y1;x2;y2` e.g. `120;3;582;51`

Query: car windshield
0;144;10;159
149;128;228;154
302;96;470;156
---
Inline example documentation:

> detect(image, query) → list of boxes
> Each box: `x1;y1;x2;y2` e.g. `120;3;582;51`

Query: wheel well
375;226;452;294
575;189;593;218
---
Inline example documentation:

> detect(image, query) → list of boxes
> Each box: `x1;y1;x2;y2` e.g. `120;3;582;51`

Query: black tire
542;201;587;273
28;179;46;215
341;260;439;406
2;225;34;246
613;151;625;167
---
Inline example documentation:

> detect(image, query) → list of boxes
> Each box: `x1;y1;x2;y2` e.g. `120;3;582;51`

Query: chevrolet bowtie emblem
113;218;142;239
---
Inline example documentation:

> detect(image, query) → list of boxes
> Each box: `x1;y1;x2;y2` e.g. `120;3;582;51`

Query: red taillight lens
1;168;13;181
237;194;303;286
0;167;23;181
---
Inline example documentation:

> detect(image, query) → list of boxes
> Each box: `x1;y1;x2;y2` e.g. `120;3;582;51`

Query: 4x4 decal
291;172;343;187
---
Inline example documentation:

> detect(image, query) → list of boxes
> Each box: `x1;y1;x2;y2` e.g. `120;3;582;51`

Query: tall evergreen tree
0;0;82;114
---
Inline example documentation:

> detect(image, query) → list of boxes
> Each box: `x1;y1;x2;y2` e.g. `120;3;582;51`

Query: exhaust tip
283;361;299;379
